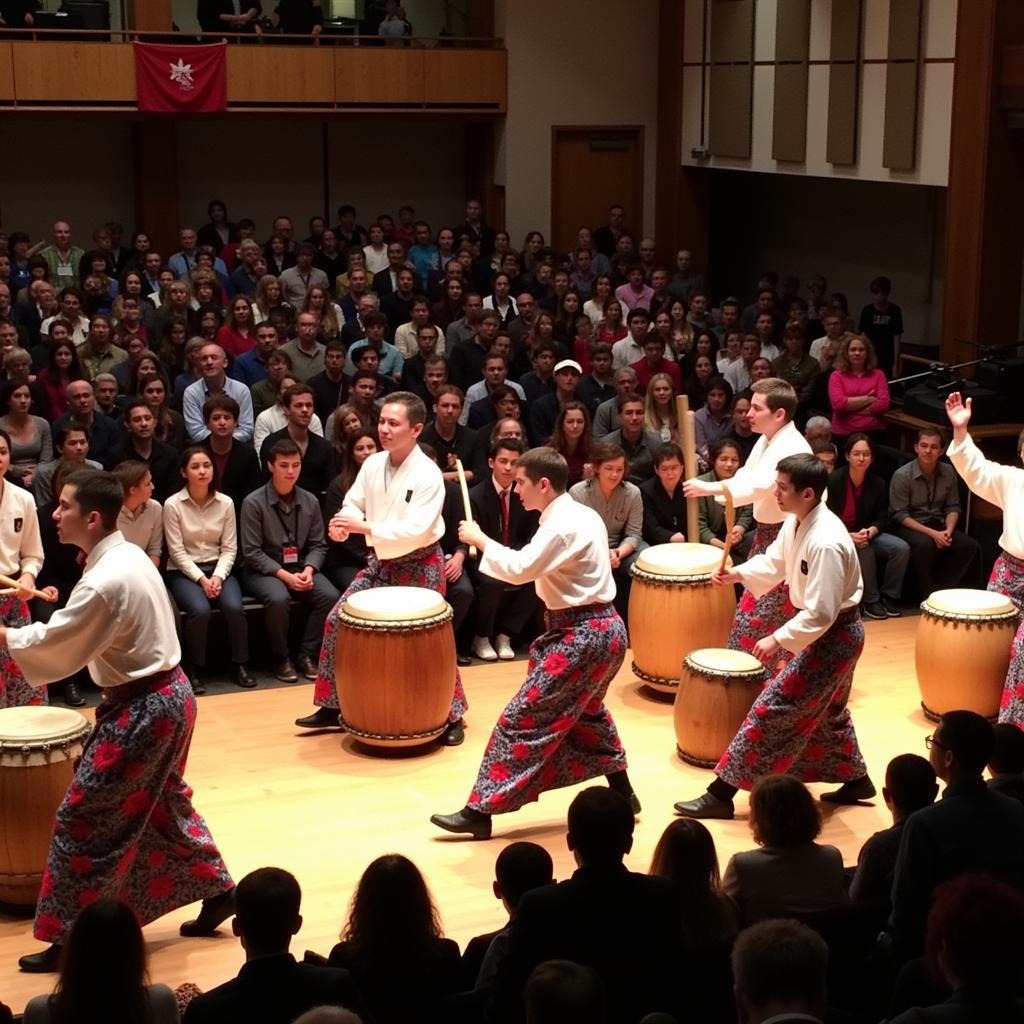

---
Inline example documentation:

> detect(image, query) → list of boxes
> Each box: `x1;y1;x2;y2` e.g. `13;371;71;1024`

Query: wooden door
551;127;644;254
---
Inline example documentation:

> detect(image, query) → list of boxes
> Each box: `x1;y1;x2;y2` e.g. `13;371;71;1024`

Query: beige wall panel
808;0;832;61
857;60;887;172
773;64;809;162
923;0;957;59
862;0;890;59
882;61;920;169
681;64;705;158
711;0;755;62
709;64;753;158
683;0;706;64
910;61;953;186
754;0;778;62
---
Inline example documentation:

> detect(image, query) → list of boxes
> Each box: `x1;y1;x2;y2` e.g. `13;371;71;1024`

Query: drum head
344;586;448;623
925;589;1015;618
636;543;722;577
0;705;90;743
686;647;765;676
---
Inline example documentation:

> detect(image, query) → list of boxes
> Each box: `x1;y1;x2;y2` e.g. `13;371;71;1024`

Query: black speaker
61;1;110;30
903;381;1005;425
975;358;1024;397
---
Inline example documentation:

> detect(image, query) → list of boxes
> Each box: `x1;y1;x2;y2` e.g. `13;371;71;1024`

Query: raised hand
945;392;972;431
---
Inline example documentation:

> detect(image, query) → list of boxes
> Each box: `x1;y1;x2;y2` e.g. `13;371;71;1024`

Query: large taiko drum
0;705;91;904
628;543;736;695
674;648;767;768
916;588;1018;721
336;586;456;749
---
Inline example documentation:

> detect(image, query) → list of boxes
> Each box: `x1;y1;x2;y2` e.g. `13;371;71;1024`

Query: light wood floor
1;615;927;1007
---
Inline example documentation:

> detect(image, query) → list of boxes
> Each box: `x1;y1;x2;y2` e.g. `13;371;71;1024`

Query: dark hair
567;787;634;865
55;420;89;449
179;445;218;496
776;453;828;497
269;439;302;464
653;442;684;467
649;819;727;941
524;960;606;1024
516;447;569;494
884;753;937;814
111;460;152;494
0;375;32;414
732;919;827;1013
917;426;943;444
486;384;520;417
66;469;124;529
589;441;629;477
489;436;527;461
495;841;554;909
203;393;240;423
937;710;995;775
282;383;315;407
549;400;592;457
749;775;822;847
616;390;644;413
844;431;875;456
990;722;1024;774
705;375;734;404
626;308;650;325
51;898;149;1024
235;867;301;955
339;429;379;492
46;336;85;382
709;437;743;464
870;275;892;294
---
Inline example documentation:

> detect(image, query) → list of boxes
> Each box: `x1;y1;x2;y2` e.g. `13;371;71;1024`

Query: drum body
628;543;736;694
674;648;767;768
0;706;91;904
336;586;456;749
916;589;1018;721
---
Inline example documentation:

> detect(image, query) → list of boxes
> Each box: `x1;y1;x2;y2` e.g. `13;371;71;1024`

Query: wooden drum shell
335;606;456;749
673;651;767;768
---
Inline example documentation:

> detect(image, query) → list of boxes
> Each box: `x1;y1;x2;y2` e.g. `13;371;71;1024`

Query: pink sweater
828;369;890;435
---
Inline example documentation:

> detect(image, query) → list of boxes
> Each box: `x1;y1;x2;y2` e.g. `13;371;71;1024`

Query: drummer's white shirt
737;501;863;653
478;492;617;610
722;421;812;524
343;445;445;562
7;531;180;688
948;431;1024;559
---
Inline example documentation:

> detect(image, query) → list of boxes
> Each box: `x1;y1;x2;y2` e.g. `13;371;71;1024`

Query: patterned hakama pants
715;607;868;790
34;669;233;945
0;596;45;708
313;542;468;722
466;603;628;815
990;550;1024;729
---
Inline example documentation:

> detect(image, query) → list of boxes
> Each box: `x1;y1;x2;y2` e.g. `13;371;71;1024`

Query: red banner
134;41;227;113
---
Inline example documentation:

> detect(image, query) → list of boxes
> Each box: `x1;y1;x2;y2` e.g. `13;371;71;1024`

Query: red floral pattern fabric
0;595;44;708
990;550;1024;729
466;603;628;815
715;607;867;790
34;669;233;944
313;543;467;722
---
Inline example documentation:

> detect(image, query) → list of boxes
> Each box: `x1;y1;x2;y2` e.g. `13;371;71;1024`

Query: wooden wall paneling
772;0;810;162
882;0;922;170
709;0;754;159
128;0;171;32
335;48;424;106
830;0;862;61
655;0;687;261
10;41;135;102
888;0;924;60
420;50;506;109
226;46;335;106
827;0;862;165
0;43;14;102
132;121;179;256
710;0;754;62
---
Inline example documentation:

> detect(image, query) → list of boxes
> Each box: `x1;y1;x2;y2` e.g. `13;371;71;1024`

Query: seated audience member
449;308;501;393
420;385;477;482
138;372;187;451
827;432;910;619
523;961;606;1024
610;308;650;368
886;711;1024;962
346;312;404;381
394;295;443;360
828;334;890;449
603;392;661;484
401;327;448;395
462;842;555;991
649;818;740;950
546;400;592;486
640;442;687;545
92;373;121;421
327;855;461;1024
307;340;349;424
529;359;581;446
569;441;645;623
259;384;332;496
322;430;377;593
989;723;1024;805
350;346;399;401
887;874;1024;1024
467;437;540;662
470;414;524;479
575;341;616;415
724;334;761;395
280;312;326;383
462;350;526;424
811;437;837;472
631;332;682;394
518;340;556;405
183;868;369;1024
36;335;83;422
240;440;339;683
0;377;51;489
492;788;684;1024
429;464;475;666
53;379;120;463
104;399;179;502
804;414;832;447
643;372;679;443
696;438;754;559
850;754;937;904
771;323;819;413
252;349;295;420
349;369;383;424
889;428;981;597
729;393;756;461
183;343;255;443
111;461;163;567
682;354;716;411
693;376;733;459
201;395;262;518
164;446;253;694
722;775;849;925
254;375;325;453
32;423;99;507
233;320;281;389
467;382;521;432
23;898;177;1024
77;314;127;381
731;919;829;1024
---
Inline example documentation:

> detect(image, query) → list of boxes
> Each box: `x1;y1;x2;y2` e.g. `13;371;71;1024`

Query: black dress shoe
273;657;298;683
179;886;236;937
628;791;642;815
60;679;86;708
295;707;344;729
296;654;318;680
188;673;206;696
441;719;464;746
430;808;492;839
820;775;877;805
882;596;902;617
19;944;62;973
233;664;257;689
673;792;735;819
456;653;473;667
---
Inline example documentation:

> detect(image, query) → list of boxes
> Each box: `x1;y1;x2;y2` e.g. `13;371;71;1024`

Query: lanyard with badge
276;502;300;565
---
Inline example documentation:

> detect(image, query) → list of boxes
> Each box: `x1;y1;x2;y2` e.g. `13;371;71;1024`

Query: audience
988;723;1024;805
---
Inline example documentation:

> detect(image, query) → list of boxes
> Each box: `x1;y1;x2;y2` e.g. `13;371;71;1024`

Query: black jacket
639;475;687;545
202;439;262;519
260;428;333;497
826;466;888;534
469;475;539;550
104;437;179;503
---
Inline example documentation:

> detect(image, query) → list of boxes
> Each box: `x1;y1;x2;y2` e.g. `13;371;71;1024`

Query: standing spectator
858;275;903;377
828;335;890;449
454;198;496;260
667;248;706;301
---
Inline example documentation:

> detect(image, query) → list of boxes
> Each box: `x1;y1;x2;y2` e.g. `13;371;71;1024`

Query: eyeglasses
924;734;946;751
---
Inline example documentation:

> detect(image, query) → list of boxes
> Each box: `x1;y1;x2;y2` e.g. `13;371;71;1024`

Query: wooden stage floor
1;614;927;1006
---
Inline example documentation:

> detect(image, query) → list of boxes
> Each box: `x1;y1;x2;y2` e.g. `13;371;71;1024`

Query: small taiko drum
336;586;456;749
628;543;736;695
916;588;1018;721
674;648;767;768
0;705;91;904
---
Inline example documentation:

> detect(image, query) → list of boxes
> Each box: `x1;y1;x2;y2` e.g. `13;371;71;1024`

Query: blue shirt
182;376;254;443
408;244;440;282
344;339;404;378
232;347;269;387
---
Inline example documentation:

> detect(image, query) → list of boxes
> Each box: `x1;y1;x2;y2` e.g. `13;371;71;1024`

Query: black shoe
273;657;298;683
19;944;62;973
862;602;888;620
674;792;735;820
430;807;492;839
233;664;257;689
60;679;86;708
629;791;642;815
881;596;902;617
456;653;473;667
441;719;464;746
295;707;344;730
820;775;877;805
296;654;319;680
188;672;206;696
179;887;236;937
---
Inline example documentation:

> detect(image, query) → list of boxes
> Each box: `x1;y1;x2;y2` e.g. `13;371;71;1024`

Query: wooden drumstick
0;573;54;602
719;483;735;573
676;395;700;543
454;458;477;558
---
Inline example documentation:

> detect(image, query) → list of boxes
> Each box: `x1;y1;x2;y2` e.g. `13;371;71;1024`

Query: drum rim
918;601;1018;624
337;606;453;630
684;649;767;679
0;720;92;753
630;565;715;585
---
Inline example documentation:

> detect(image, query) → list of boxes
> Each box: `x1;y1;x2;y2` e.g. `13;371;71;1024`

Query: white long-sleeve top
253;406;324;452
8;532;180;687
721;421;812;524
162;489;237;582
737;501;863;653
478;491;616;610
343;445;445;561
948;431;1024;559
0;481;44;579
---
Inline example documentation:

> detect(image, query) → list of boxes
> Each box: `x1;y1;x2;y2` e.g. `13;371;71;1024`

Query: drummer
431;447;636;839
945;392;1024;727
296;391;468;745
674;454;875;820
682;379;810;655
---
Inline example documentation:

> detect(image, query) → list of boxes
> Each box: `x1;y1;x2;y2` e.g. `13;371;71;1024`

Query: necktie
500;488;510;546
